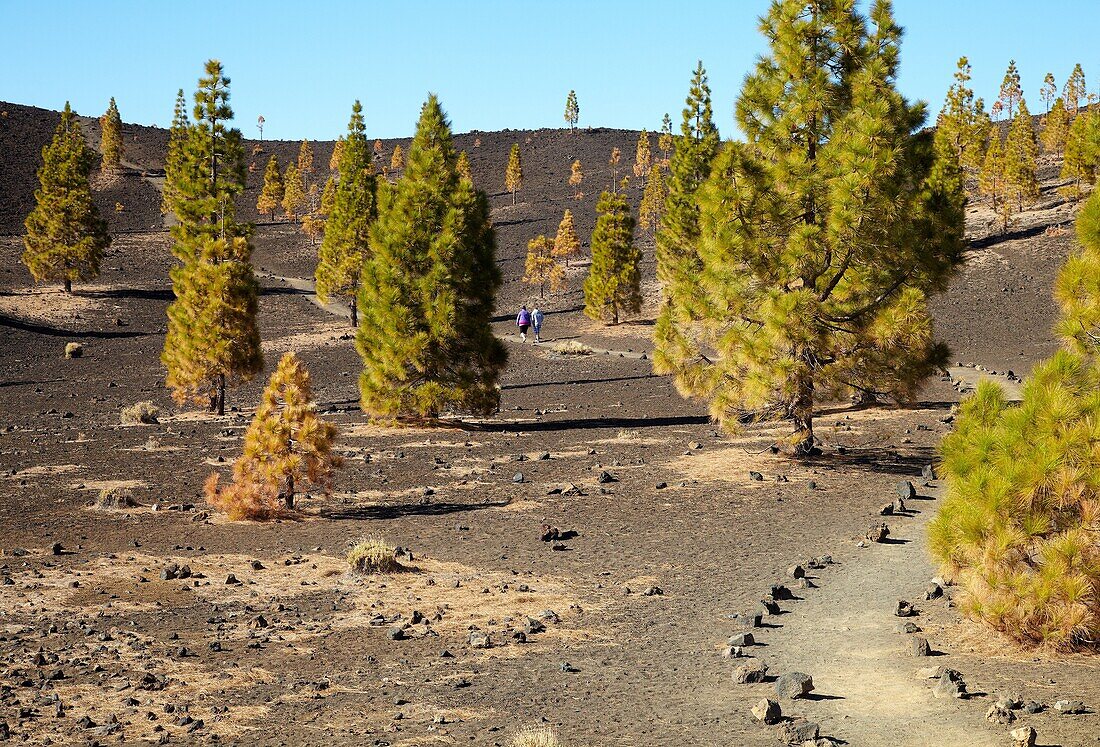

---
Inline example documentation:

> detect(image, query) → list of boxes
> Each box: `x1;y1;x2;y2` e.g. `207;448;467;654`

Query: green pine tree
356;95;506;419
282;161;306;220
564;90;580;133
1061;110;1096;201
161;89;189;215
633;129;651;179
1004;98;1039;210
639;163;666;233
658;113;673;163
979;134;1010;226
505;143;523;205
256;155;283;219
652;60;720;385
1042;97;1070;154
99;97;123;175
1065;63;1087;114
678;0;964;454
22;103;110;293
315;100;377;327
297;138;314;181
319;175;337;216
162;60;261;415
998;59;1023;119
583;189;640;324
1040;72;1057;112
937;57;991;172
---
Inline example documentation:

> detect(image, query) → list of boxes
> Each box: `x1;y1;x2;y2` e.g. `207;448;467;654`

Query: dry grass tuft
95;486;138;510
511;726;564;747
347;536;401;574
120;400;159;424
551;340;593;356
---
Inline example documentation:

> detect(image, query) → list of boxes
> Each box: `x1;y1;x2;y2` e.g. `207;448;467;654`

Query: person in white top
531;306;545;343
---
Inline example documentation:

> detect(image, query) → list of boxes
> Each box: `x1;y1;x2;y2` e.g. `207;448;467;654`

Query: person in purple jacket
516;305;532;342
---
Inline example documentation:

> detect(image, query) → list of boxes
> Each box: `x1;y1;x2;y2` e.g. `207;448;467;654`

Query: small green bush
347;536;400;574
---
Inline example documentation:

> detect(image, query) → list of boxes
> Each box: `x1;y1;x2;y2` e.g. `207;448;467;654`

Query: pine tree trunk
284;473;294;510
216;373;226;416
789;352;816;457
63;278;72;294
350;296;358;328
512;190;516;206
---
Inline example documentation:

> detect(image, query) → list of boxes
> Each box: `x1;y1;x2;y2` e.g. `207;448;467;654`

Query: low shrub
95;486;138;510
552;340;593;356
204;472;280;521
121;401;159;425
64;342;83;359
347;536;400;574
511;726;563;747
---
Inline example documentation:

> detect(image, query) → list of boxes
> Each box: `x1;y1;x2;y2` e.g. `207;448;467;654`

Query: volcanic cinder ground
1;102;1098;746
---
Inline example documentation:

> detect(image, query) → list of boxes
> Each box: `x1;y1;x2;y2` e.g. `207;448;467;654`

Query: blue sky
2;1;1097;140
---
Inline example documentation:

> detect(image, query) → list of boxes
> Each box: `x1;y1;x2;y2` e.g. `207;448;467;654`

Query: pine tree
1042;97;1071;154
937;57;991;172
390;144;405;170
319;175;337;216
302;214;324;245
315;100;377;327
569;159;583;199
639;164;666;233
608;147;622;188
523;235;564;298
162;236;263;413
675;0;964;454
1065;63;1087;114
161;60;260;415
206;352;340;518
22;103;110;293
456;150;472;182
1062;110;1096;201
583;189;640;324
652;60;720;385
256;155;283;218
505;143;523;205
357;95;506;419
161;89;190;215
998;59;1023;119
633;129;651;179
329;137;344;175
931;188;1100;649
99;97;123;175
1004;99;1039;210
552;209;581;267
564;90;580;133
979;134;1010;224
658;113;674;164
297;139;314;182
282;161;306;220
1041;72;1057;112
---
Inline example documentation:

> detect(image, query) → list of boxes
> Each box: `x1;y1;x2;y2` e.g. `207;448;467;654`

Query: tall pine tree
681;0;964;454
1004;98;1039;210
282;161;306;220
998;60;1023;119
1040;71;1057;112
633;129;651;179
161;89;189;215
1065;63;1087;114
552;209;581;266
583;190;640;324
936;57;991;172
22;103;110;293
639;163;667;233
652;61;720;384
564;90;580;133
1062;110;1096;201
315;100;377;327
1042;97;1070;154
161;60;261;415
256;155;283;219
99;97;123;175
357;96;505;418
505;143;523;204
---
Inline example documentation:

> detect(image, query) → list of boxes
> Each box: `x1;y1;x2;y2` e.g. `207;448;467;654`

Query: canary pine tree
297;139;314;181
315;100;376;327
652;60;720;384
998;60;1023;119
256;155;283;219
980;134;1010;225
456;150;472;182
552;209;581;266
329;137;344;175
633;129;651;179
161;60;261;415
99;97;123;175
639;163;666;233
1004;99;1039;210
282;161;306;220
1042;97;1070;154
357;95;506;419
1041;72;1057;112
390;144;405;170
161;89;189;215
937;57;991;172
677;0;964;454
658;113;673;163
564;90;580;133
584;189;640;324
22;103;110;293
319;175;337;216
1065;63;1087;114
569;159;583;199
505;143;523;204
931;188;1100;649
523;235;564;298
206;352;340;518
1061;111;1096;201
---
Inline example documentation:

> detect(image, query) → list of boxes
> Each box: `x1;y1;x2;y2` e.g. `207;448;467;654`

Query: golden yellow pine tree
569;159;583;199
505;143;523;205
457;150;473;182
390;144;405;170
282;161;306;220
256;155;283;219
329;137;344;174
633;129;651;179
552;209;581;266
523;235;564;298
206;352;340;519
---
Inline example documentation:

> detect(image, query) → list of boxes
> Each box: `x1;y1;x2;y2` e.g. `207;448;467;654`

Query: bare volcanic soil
1;102;1099;746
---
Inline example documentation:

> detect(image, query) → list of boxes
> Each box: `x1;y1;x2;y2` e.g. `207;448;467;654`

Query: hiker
531;306;545;343
516;305;532;342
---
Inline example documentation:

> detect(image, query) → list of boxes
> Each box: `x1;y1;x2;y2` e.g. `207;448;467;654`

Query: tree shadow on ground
502;373;656;391
472;414;712;433
82;287;173;301
321;500;507;521
0;314;155;339
802;444;938;479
